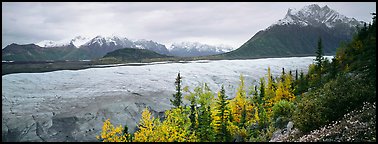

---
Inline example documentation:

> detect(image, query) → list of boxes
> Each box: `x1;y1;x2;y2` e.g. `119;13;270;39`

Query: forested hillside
102;48;172;63
95;14;376;142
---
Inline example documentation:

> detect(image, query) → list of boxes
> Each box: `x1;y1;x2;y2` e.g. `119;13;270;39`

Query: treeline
95;14;376;142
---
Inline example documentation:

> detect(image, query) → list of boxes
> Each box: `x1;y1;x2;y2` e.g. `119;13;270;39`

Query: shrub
271;100;296;129
293;73;375;133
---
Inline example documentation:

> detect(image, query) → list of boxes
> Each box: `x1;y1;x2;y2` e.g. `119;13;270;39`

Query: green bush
293;90;328;133
293;73;375;133
272;100;296;129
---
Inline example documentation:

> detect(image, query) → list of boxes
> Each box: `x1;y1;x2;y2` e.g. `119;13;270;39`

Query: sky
2;2;376;49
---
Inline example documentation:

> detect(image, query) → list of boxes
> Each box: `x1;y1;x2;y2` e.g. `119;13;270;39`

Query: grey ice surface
2;56;332;142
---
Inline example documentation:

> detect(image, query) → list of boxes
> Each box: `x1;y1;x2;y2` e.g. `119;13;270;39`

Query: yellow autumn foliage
265;67;276;100
133;107;159;142
211;99;231;134
156;107;198;142
229;74;255;124
96;68;302;142
274;73;296;103
96;119;130;142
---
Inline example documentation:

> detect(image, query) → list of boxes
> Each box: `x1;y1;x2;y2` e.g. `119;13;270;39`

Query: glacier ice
2;56;333;142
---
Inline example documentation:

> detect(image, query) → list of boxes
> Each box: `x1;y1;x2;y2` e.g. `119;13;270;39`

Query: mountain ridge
220;4;365;59
169;41;234;57
2;4;367;62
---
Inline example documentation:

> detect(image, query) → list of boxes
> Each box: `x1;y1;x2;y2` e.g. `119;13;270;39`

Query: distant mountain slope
169;42;234;57
134;39;171;56
221;4;365;59
2;36;172;61
3;35;235;61
102;48;171;62
2;43;78;61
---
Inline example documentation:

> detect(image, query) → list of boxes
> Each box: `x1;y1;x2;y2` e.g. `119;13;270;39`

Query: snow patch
71;36;91;48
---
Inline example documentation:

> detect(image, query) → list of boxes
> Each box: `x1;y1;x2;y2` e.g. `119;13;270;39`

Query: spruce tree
123;125;128;136
289;70;292;78
197;83;215;142
170;72;183;108
215;85;231;142
281;67;285;82
266;67;276;102
239;104;247;128
198;105;214;141
189;94;196;132
184;85;199;133
123;125;132;142
315;37;324;74
294;70;308;96
252;85;258;104
259;77;265;105
314;37;324;85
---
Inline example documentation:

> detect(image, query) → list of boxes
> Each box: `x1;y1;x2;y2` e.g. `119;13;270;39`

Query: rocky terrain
270;102;376;142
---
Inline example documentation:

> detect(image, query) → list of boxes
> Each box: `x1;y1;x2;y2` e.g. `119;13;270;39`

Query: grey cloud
2;2;376;48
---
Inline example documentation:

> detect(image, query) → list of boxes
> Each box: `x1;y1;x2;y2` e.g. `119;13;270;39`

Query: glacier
2;56;333;142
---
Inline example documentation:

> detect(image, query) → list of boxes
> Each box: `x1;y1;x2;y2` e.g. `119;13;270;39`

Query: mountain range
169;42;234;57
2;4;366;62
2;35;234;61
220;4;365;59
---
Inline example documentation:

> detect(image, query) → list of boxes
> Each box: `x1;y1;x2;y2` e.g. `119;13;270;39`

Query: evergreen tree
328;57;338;80
123;125;132;142
289;70;292;78
265;67;276;101
186;91;197;132
294;70;307;96
170;72;183;108
189;100;196;132
198;105;214;141
215;85;231;142
257;105;269;130
196;83;215;142
315;37;324;75
281;68;286;82
123;125;128;136
259;77;265;105
251;85;258;104
239;104;247;128
157;107;197;142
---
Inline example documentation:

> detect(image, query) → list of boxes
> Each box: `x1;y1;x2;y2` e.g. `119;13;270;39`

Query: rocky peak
273;4;364;28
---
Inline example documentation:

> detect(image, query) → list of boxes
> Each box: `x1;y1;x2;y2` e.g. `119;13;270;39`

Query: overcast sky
2;2;376;49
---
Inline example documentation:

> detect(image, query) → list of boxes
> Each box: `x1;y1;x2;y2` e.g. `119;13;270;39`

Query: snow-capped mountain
35;35;169;56
272;4;364;28
36;39;70;48
223;4;365;59
169;42;235;57
70;36;93;48
83;36;135;48
2;35;173;61
34;36;233;58
36;36;91;48
134;39;170;55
